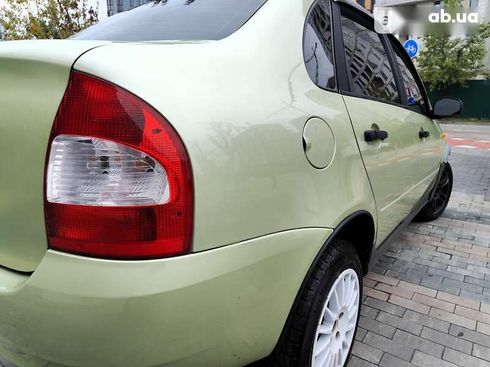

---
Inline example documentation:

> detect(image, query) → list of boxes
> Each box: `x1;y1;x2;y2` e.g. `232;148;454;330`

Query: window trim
331;2;408;109
381;33;407;104
302;0;339;93
331;0;349;91
387;35;433;117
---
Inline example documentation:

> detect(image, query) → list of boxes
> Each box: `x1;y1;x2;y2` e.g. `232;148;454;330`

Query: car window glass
303;0;336;90
74;0;268;41
340;14;400;104
390;40;427;114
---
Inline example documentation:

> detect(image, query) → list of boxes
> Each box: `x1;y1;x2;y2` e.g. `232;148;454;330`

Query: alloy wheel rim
431;170;451;213
312;268;360;367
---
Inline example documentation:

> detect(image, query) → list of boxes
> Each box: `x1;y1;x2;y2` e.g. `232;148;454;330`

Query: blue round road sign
403;39;418;59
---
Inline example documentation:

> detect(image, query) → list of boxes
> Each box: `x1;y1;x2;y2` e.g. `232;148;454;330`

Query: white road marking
476;140;490;143
455;145;477;149
443;129;488;134
451;138;465;141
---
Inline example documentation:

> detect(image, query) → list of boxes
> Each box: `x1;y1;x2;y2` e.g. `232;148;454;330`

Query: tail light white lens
47;135;170;206
44;71;193;259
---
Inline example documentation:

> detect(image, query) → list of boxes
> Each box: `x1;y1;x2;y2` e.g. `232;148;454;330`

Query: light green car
0;0;461;366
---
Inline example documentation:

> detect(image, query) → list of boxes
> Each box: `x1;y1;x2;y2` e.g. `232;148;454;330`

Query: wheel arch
291;210;376;318
301;210;376;290
268;211;375;365
333;211;376;275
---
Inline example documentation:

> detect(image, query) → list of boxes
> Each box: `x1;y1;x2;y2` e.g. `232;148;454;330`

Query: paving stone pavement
349;136;490;366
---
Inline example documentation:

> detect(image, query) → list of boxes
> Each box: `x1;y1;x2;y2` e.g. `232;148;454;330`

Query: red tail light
44;71;193;259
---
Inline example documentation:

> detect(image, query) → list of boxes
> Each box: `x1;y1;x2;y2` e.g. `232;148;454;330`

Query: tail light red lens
44;71;193;259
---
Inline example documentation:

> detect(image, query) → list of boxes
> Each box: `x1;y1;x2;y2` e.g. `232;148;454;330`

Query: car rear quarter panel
75;0;377;252
0;40;107;271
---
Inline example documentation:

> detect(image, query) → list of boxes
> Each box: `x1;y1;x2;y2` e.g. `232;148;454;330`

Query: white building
106;0;151;17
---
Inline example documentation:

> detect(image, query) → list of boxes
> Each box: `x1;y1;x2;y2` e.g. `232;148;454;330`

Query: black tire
415;163;453;222
272;239;363;367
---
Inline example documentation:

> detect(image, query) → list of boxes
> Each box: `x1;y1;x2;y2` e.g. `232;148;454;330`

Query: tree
0;0;98;40
417;23;490;90
416;0;490;90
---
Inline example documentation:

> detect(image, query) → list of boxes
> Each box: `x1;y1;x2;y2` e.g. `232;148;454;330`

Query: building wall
107;0;151;17
477;0;488;17
478;0;490;69
356;0;375;12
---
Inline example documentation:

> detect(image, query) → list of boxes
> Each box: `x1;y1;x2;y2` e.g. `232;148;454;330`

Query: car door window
340;12;400;104
303;0;336;90
390;38;428;115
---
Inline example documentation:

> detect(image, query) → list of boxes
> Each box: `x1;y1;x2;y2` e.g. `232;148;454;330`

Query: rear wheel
273;239;362;367
415;163;453;222
311;268;360;366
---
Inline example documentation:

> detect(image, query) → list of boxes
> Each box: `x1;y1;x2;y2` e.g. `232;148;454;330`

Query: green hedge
428;80;490;119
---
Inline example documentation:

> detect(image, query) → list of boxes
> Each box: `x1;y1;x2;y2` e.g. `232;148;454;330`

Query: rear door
388;37;444;194
334;4;421;244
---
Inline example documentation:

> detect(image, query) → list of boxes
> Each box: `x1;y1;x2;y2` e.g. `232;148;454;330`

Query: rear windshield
74;0;268;42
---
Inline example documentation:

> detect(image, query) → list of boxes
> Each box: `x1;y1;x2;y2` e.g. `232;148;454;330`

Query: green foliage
417;23;490;91
417;0;490;91
0;0;98;40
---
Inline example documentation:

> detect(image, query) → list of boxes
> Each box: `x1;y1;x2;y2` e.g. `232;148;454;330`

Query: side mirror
432;97;463;118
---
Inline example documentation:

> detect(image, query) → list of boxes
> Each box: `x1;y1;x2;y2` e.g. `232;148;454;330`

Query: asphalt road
444;123;490;151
